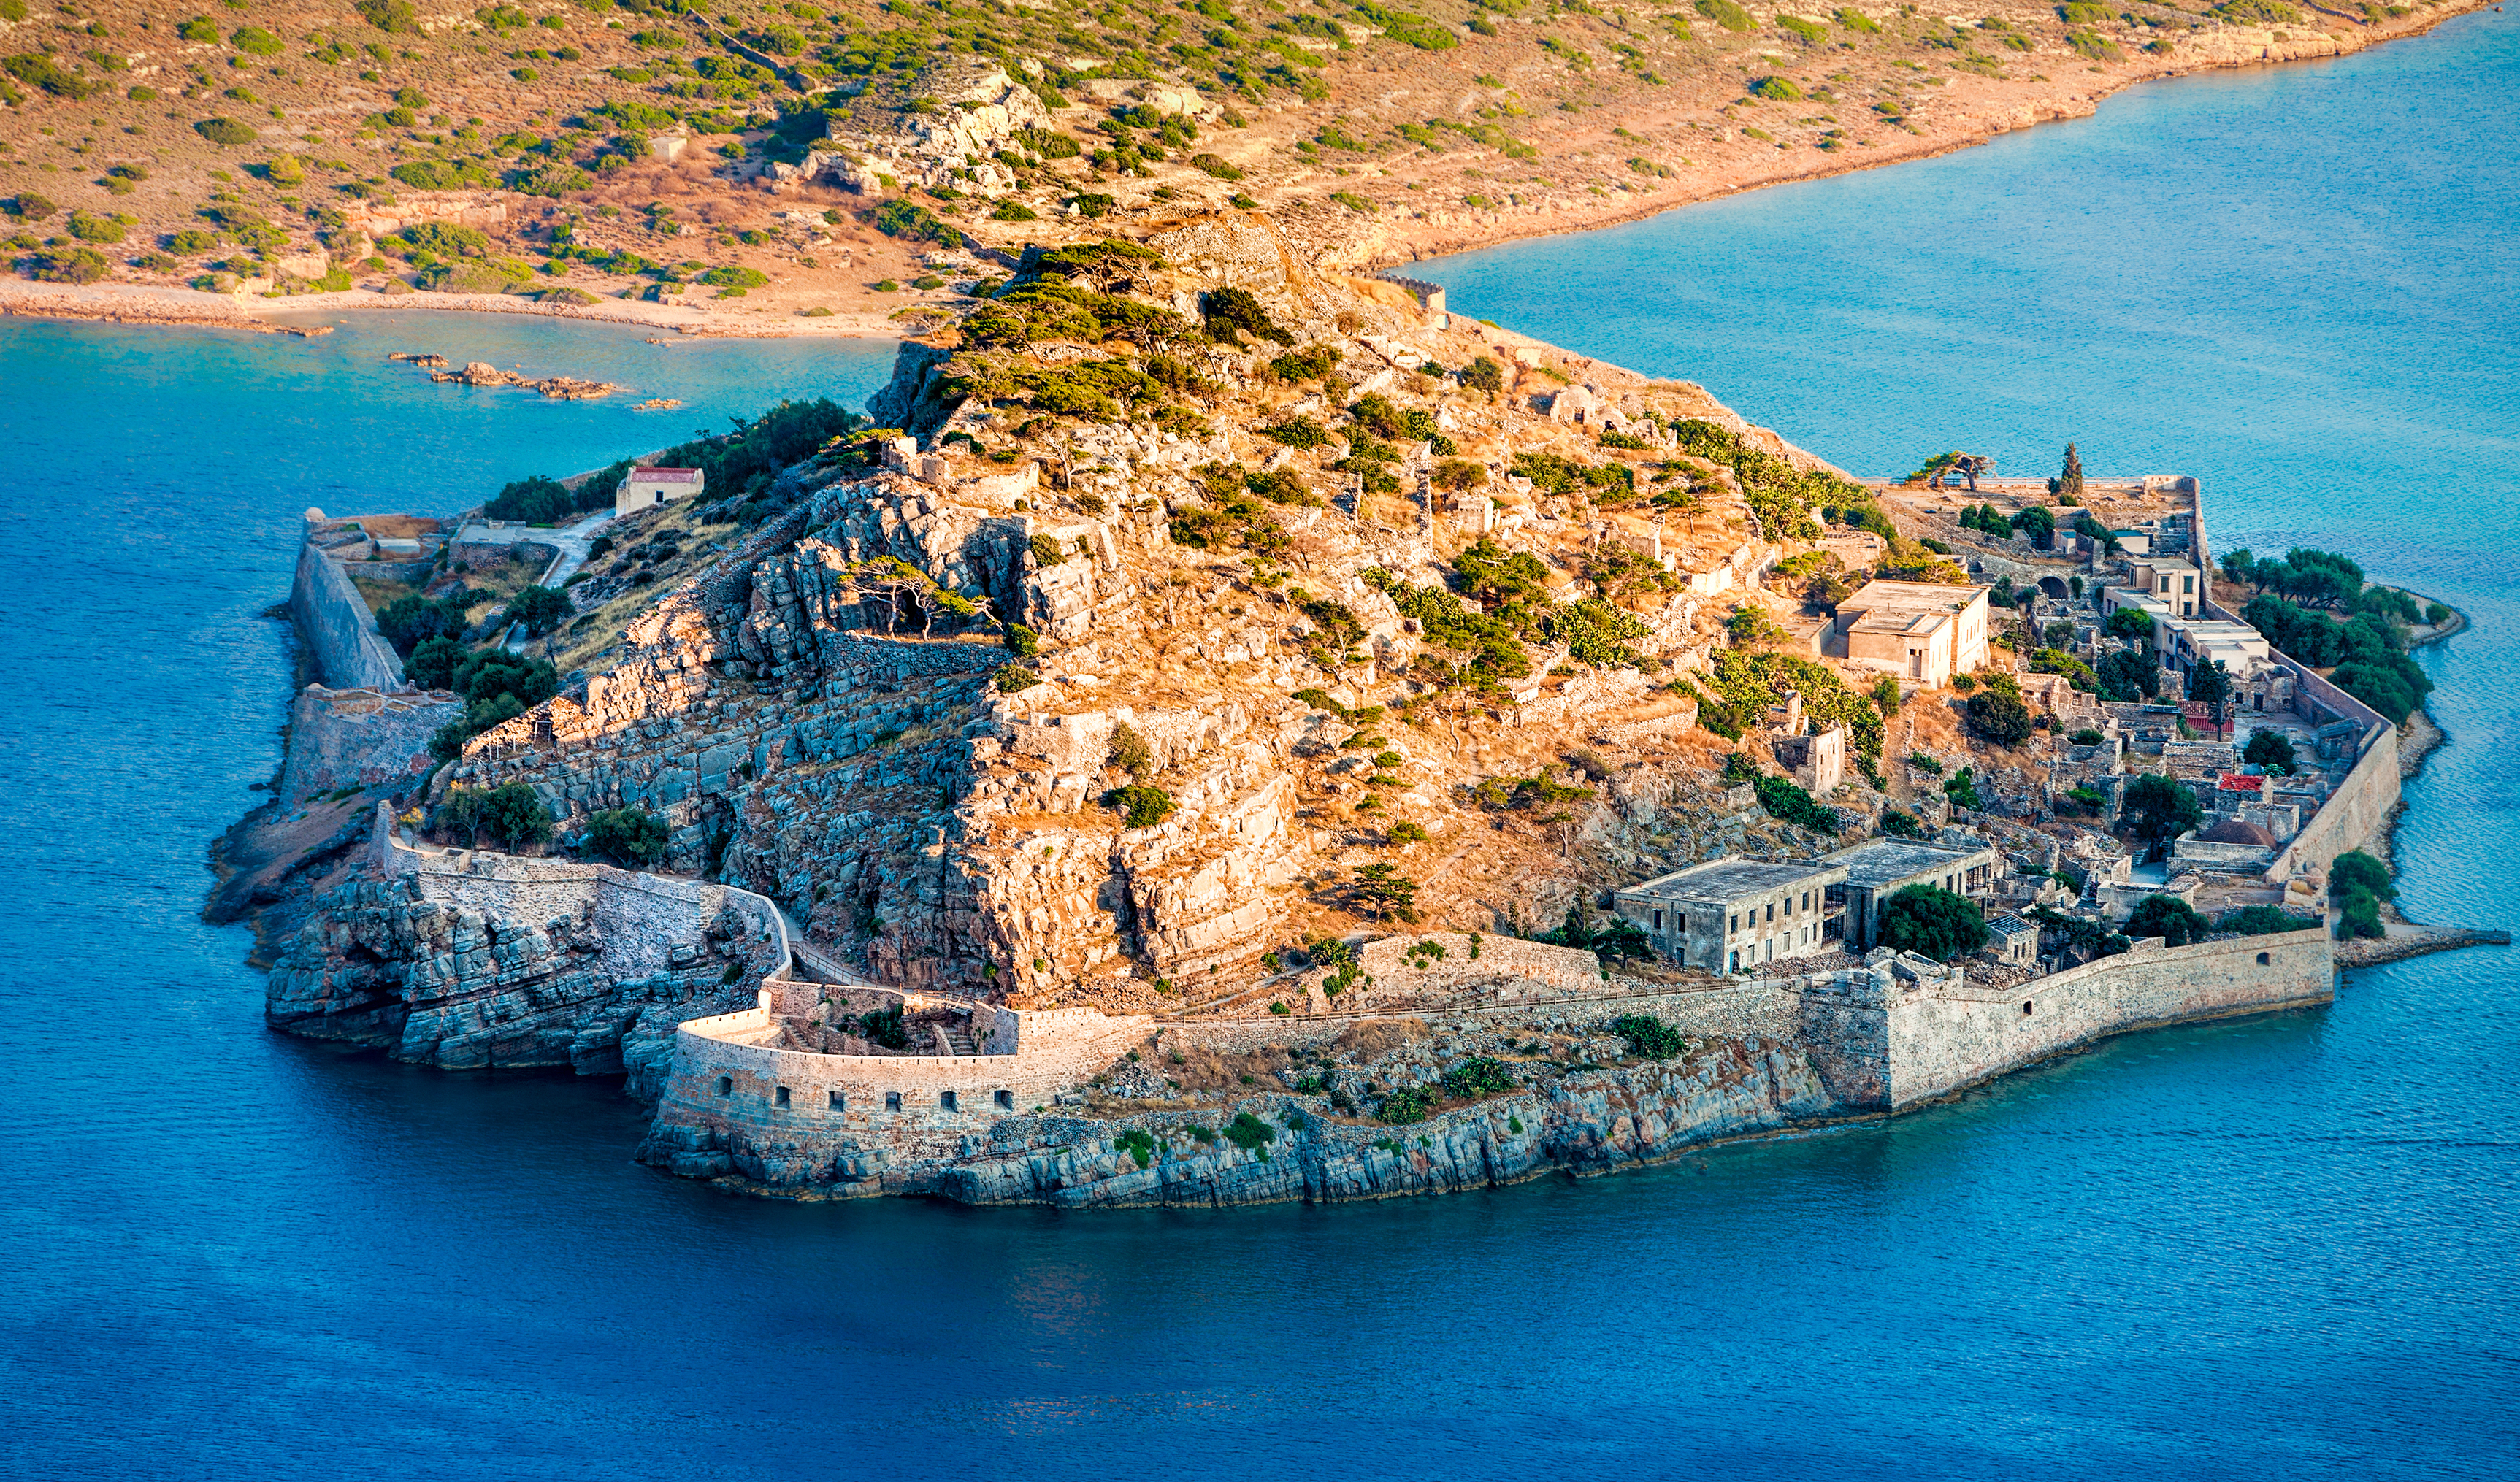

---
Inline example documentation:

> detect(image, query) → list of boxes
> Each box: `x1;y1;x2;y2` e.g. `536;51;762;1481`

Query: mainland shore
1;0;2497;345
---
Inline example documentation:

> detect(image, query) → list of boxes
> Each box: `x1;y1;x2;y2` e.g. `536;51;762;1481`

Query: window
995;1089;1014;1110
940;1090;958;1111
1731;913;1739;934
1675;912;1686;932
884;1091;901;1112
715;1076;731;1097
774;1086;790;1109
829;1090;846;1110
1766;902;1775;923
2257;951;2271;965
1652;909;1663;932
2022;1000;2035;1015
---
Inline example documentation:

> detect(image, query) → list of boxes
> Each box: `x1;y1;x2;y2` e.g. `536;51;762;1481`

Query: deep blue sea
4;12;2518;1477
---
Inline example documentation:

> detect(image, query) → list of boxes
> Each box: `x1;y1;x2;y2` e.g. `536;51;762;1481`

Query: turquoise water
5;16;2519;1476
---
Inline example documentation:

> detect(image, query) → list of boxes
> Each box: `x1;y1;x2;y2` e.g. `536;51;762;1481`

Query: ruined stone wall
1883;926;2333;1106
276;685;460;804
290;537;405;691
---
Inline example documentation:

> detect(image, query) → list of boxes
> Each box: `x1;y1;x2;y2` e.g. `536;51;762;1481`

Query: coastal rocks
420;360;621;399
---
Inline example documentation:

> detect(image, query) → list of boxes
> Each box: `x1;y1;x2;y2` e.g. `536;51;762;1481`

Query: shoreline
2;1;2497;346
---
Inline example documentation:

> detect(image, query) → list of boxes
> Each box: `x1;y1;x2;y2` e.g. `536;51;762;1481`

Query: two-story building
1818;837;2002;952
1834;579;1992;686
1613;858;1850;976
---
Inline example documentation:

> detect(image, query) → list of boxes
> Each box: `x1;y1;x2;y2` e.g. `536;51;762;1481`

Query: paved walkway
499;511;614;653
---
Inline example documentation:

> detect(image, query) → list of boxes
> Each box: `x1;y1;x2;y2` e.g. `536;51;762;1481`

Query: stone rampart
1878;925;2333;1107
291;535;405;690
277;685;460;803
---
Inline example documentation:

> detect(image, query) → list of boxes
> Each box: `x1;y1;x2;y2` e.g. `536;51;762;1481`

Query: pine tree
2058;442;2086;504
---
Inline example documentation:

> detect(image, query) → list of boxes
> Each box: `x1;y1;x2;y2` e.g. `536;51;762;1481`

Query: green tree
2242;729;2296;774
1346;862;1419;922
1104;722;1152;781
1869;675;1902;716
434;783;553;850
506;584;570;637
2124;893;2210;946
1102;783;1174;829
2188;659;2231;705
2107;607;2156;642
2010;504;2056;548
586;806;669;866
2056;442;2085;504
1878;883;1988;961
1964;672;2034;746
2122;773;2203;848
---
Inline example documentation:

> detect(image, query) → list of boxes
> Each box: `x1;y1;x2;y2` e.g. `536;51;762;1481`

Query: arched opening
2021;1000;2034;1015
2258;951;2272;965
2039;576;2069;599
715;1076;732;1097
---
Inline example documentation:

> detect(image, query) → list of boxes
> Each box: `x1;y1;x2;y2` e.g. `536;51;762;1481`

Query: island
221;215;2491;1206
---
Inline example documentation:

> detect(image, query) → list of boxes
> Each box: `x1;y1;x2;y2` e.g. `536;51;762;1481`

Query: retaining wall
277;685;460;803
292;537;407;690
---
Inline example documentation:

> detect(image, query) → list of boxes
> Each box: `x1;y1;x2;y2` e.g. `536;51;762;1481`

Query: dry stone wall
277;686;460;805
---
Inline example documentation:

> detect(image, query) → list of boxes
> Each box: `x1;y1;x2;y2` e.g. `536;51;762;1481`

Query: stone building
1819;837;2002;952
1834;580;1991;686
1770;723;1846;796
1613;857;1851;976
616;466;705;517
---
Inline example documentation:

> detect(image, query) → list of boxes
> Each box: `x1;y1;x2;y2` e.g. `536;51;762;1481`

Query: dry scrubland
0;0;2486;326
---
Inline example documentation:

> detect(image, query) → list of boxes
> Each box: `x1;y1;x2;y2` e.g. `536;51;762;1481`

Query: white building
616;466;705;517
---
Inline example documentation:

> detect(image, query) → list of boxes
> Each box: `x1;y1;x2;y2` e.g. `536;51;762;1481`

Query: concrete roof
1622;857;1842;902
1838;580;1989;632
1988;915;2039;938
1821;837;1995;888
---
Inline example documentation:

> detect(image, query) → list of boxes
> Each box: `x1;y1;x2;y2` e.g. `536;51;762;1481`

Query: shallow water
5;17;2519;1475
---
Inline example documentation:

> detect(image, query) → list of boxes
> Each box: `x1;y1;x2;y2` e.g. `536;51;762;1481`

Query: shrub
5;191;57;222
1441;1056;1515;1097
1696;0;1755;30
2069;728;2107;746
2124;894;2210;947
872;199;954;243
1611;1013;1688;1059
1377;1089;1433;1124
1222;1110;1277;1148
586;807;669;866
194;118;260;147
699;264;767;289
2218;905;2318;937
1190;152;1245;180
1880;808;1922;838
989;200;1039;222
66;211;126;245
1387;820;1428;844
3;52;93;99
231;25;283;55
1104;721;1152;780
20;247;110;283
1747;75;1804;100
1103;784;1175;829
1879;883;1988;961
482;474;572;523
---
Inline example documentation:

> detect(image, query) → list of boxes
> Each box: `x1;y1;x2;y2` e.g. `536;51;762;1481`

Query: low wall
291;537;405;690
1883;926;2334;1107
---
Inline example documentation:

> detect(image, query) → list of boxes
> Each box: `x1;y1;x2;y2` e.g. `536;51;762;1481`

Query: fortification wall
291;537;406;691
1884;926;2333;1106
277;685;460;804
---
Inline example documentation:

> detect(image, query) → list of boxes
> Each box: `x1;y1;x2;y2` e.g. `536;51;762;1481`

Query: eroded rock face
261;828;775;1086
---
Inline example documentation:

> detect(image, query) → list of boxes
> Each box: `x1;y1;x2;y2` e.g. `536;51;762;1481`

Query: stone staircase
938;1021;978;1056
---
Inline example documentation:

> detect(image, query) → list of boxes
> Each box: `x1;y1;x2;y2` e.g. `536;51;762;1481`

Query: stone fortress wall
291;521;407;691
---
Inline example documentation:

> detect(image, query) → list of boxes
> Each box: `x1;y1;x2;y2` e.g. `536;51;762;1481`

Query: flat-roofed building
1835;580;1991;686
1819;837;2002;951
1613;857;1850;976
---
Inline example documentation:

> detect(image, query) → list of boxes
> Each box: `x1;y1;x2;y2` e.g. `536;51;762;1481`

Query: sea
2;11;2515;1477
